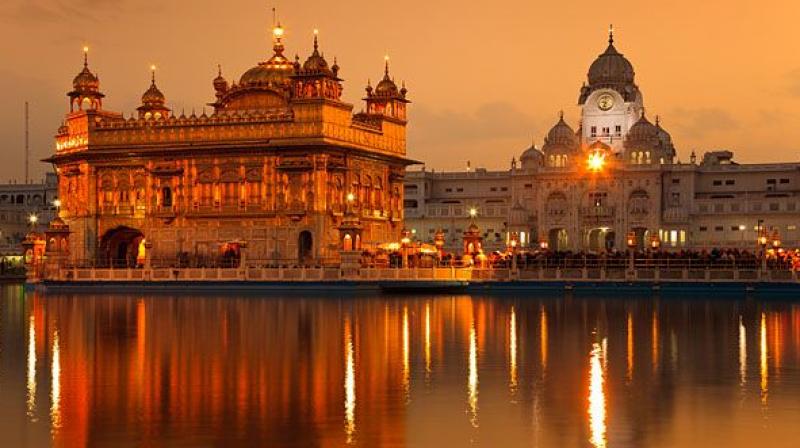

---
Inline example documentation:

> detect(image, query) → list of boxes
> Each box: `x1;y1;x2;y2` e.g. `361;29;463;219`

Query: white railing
47;265;800;284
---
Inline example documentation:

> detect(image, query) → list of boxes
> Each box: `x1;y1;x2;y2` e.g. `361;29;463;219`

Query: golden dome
240;24;294;87
374;59;399;96
141;67;166;106
213;65;228;91
301;32;332;74
72;48;100;93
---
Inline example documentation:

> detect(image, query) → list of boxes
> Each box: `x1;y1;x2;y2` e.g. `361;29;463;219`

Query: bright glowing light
652;310;659;372
402;305;410;403
469;207;478;218
52;199;61;208
509;306;518;396
739;316;746;386
627;312;634;381
344;317;356;444
760;312;768;405
51;330;62;433
587;151;606;172
425;303;431;378
29;214;38;224
313;28;319;35
273;25;285;38
346;192;355;203
588;341;607;448
540;306;548;370
82;46;89;54
27;315;37;422
468;320;479;428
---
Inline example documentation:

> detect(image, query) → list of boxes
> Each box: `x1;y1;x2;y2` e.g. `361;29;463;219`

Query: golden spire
150;64;157;85
82;46;89;67
608;24;614;45
384;55;390;79
313;28;319;52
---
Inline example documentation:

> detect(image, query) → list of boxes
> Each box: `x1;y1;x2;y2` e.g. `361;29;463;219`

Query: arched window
162;187;172;207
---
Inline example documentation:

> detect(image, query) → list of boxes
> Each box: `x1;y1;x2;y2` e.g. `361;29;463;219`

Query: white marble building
0;172;59;254
405;31;800;252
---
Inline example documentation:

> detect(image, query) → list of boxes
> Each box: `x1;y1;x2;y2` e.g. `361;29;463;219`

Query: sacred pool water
1;285;799;447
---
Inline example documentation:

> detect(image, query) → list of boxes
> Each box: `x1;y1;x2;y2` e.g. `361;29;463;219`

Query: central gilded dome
240;25;294;86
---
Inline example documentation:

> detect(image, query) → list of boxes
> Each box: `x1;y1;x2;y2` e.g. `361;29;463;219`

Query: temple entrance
586;228;615;252
298;231;313;265
219;242;241;268
548;228;568;251
631;227;649;251
100;226;145;268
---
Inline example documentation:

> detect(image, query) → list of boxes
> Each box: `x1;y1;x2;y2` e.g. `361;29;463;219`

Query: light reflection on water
2;290;800;447
588;340;607;448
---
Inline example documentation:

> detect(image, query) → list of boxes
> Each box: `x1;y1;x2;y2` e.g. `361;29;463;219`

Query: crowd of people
480;247;800;270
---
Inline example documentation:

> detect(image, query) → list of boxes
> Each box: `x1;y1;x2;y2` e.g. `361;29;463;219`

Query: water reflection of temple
2;290;800;447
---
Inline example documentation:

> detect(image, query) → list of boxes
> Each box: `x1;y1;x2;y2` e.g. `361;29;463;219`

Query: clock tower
578;27;643;154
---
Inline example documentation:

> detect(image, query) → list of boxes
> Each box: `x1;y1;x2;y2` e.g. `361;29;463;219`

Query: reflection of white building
0;173;58;254
405;31;800;252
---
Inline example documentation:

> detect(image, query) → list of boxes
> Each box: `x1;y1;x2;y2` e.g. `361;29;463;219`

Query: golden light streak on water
739;316;747;386
26;315;37;422
137;299;146;378
760;312;768;405
626;312;634;382
425;303;431;378
51;329;62;435
468;319;479;428
652;310;659;373
344;317;356;444
588;340;607;448
402;305;410;403
509;306;518;396
540;306;548;371
771;314;782;376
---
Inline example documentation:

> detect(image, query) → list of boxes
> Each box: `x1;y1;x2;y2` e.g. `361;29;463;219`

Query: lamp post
626;231;637;271
400;228;411;269
649;233;661;251
758;223;768;272
508;232;519;272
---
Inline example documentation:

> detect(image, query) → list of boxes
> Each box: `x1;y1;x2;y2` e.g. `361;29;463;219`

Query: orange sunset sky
0;0;799;180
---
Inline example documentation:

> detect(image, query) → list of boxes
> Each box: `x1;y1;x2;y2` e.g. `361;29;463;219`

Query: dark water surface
1;285;800;447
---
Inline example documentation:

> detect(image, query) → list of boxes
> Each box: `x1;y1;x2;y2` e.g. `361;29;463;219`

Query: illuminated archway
100;226;145;267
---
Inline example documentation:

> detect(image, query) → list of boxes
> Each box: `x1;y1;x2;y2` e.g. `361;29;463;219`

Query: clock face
597;94;615;111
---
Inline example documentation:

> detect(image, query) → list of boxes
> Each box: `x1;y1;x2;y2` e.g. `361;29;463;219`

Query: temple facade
405;30;800;253
49;23;414;267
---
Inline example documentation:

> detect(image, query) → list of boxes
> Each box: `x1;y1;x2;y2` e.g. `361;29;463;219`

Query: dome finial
559;110;564;120
608;24;614;45
82;45;89;68
384;55;390;78
217;64;222;77
150;64;157;85
313;29;319;52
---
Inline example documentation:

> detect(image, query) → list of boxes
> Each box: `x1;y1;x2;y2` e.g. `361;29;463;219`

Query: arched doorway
100;226;145;268
548;228;568;251
219;242;241;268
631;227;649;251
586;228;616;252
298;231;313;265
